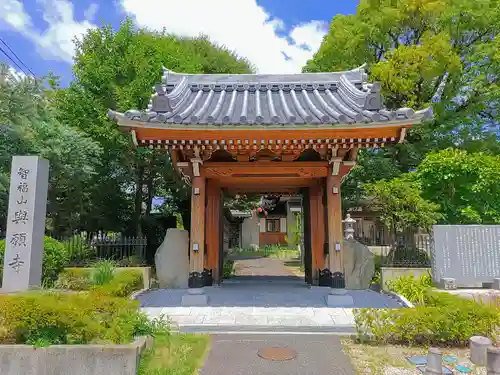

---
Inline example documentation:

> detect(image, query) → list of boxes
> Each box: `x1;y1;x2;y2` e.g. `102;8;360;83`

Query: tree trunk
133;164;145;237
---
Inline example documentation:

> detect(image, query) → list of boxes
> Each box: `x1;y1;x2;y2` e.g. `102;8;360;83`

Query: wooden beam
226;186;302;194
201;161;328;178
132;124;412;142
326;172;343;274
205;180;221;284
309;180;325;281
189;177;206;276
211;177;315;189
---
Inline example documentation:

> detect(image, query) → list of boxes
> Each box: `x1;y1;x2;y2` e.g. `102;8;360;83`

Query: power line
0;38;35;76
0;45;28;76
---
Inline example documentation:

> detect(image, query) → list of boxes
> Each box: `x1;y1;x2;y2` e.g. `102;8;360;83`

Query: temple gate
109;64;431;295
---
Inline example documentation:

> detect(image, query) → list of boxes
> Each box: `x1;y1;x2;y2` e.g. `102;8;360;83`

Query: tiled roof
108;65;432;126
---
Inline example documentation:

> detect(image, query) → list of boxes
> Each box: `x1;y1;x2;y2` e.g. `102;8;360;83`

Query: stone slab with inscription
431;225;500;288
2;156;49;293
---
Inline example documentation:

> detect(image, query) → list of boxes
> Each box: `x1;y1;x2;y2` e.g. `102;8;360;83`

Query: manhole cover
257;347;297;361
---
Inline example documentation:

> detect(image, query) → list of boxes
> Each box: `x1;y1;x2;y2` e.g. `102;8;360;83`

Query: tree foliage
363;177;442;233
0;64;101;233
305;0;500;220
416;149;500;224
51;19;254;236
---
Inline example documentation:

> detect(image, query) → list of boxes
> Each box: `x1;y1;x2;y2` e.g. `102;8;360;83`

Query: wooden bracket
329;157;342;176
398;128;407;143
190;158;203;177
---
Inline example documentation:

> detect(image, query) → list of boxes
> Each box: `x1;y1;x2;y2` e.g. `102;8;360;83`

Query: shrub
0;292;155;346
91;270;143;297
354;290;500;346
53;268;92;290
54;267;143;297
0;236;70;286
222;260;234;278
91;259;116;285
385;273;433;305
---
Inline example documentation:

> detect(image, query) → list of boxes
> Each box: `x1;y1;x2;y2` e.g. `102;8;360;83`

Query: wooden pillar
205;179;221;285
188;176;206;288
326;172;344;286
309;180;326;284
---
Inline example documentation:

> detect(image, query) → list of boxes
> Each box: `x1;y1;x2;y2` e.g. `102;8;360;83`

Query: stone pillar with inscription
2;156;49;293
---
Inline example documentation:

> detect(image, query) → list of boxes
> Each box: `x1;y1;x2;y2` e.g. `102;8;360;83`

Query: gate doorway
220;192;308;287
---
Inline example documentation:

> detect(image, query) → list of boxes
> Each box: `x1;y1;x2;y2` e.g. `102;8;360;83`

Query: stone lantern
343;214;356;240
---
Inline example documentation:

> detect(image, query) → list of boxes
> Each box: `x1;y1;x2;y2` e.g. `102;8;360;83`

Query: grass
231;247;299;259
342;339;482;375
139;332;211;375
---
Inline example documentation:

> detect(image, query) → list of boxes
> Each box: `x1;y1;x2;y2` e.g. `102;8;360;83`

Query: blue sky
0;0;358;86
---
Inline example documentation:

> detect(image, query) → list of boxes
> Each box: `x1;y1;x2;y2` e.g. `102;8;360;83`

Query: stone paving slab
141;306;356;328
139;284;403;331
138;285;403;308
199;334;356;375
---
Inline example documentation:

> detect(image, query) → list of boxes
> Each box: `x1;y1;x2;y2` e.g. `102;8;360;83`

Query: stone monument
2;156;49;293
155;228;189;288
343;239;375;289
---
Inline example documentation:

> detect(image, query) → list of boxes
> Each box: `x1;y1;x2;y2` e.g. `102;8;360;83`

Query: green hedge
0;236;70;285
91;271;143;297
54;267;143;297
354;290;500;346
0;292;153;346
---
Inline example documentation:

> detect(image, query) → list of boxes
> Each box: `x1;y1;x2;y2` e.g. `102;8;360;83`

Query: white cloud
0;0;97;62
0;0;328;73
119;0;327;73
84;3;99;22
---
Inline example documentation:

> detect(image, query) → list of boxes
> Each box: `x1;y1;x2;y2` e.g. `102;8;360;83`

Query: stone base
181;289;208;306
493;278;500;290
470;336;493;366
325;289;354;307
440;277;457;290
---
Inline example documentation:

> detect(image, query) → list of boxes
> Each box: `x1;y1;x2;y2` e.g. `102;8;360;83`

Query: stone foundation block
0;336;150;375
325;289;354;307
425;347;443;375
440;278;457;290
487;346;500;375
181;288;208;306
493;278;500;290
470;336;493;366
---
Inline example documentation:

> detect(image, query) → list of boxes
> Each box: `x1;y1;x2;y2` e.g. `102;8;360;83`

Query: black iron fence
59;234;148;267
356;228;432;268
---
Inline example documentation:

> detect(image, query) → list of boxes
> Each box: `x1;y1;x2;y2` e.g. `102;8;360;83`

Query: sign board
431;225;500;287
2;156;49;292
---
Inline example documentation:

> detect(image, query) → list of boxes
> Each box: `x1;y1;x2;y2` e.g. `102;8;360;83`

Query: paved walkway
139;258;404;332
232;256;299;277
200;334;355;375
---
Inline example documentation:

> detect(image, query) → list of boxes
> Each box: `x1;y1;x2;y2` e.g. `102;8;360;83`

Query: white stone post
424;347;443;375
487;347;500;375
2;156;49;293
470;336;493;366
342;214;356;240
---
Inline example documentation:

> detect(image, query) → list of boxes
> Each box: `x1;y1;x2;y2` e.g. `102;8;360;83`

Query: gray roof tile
109;65;433;126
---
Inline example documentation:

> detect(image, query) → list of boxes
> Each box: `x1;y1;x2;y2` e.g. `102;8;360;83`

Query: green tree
304;0;500;207
416;148;500;224
52;19;254;237
0;64;101;233
363;177;442;235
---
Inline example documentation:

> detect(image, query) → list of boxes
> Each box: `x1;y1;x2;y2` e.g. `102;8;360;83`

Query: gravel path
233;256;299;278
200;334;355;375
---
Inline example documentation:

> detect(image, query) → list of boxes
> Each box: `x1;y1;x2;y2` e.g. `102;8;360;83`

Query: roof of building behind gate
108;64;433;127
